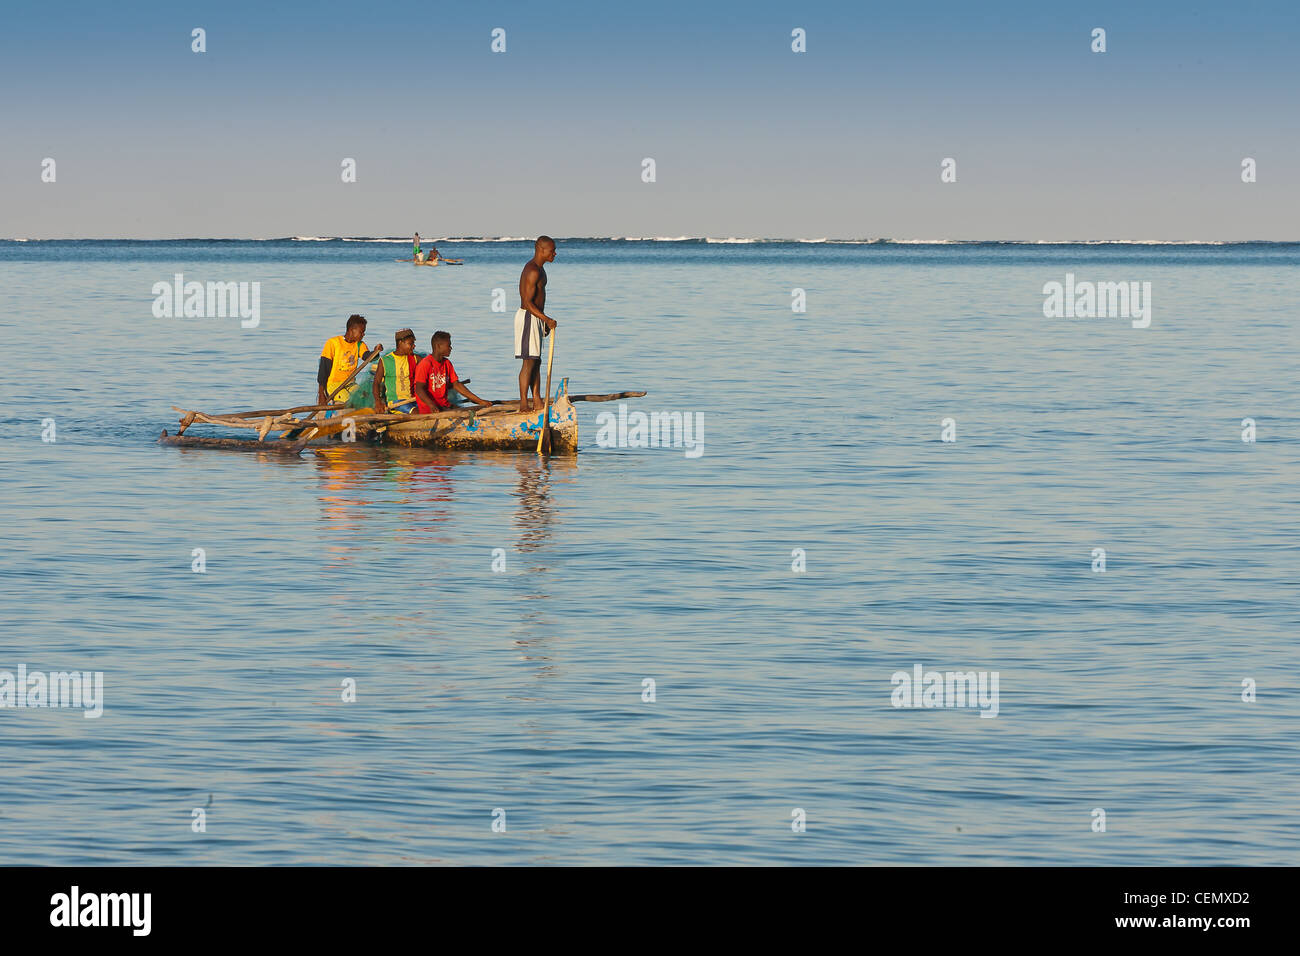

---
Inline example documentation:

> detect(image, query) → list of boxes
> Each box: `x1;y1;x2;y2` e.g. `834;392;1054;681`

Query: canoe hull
160;391;590;455
376;396;578;453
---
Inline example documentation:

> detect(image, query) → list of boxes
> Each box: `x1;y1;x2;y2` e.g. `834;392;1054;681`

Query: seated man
415;243;463;266
318;314;371;415
373;328;419;414
414;331;491;413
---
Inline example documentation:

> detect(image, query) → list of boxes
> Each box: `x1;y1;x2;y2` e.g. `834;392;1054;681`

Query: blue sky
2;0;1297;238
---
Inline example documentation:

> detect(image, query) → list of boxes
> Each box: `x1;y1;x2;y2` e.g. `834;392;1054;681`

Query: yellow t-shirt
322;335;368;398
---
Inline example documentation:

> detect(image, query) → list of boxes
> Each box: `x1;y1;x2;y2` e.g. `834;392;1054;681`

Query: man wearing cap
373;328;420;414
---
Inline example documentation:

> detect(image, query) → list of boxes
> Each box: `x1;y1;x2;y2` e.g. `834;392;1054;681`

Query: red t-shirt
414;355;458;413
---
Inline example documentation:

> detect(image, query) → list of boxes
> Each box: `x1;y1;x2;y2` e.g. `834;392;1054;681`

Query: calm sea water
1;239;1297;865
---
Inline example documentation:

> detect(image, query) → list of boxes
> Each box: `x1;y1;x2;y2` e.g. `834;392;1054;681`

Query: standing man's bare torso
520;263;547;314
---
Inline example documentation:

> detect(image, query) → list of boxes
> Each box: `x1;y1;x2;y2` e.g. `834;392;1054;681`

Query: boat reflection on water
506;454;579;686
306;444;577;569
512;455;562;556
305;441;578;686
311;445;459;544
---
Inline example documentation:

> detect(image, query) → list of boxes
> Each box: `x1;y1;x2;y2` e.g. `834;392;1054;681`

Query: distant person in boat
318;314;370;408
423;245;464;266
515;236;558;413
411;234;463;265
414;331;492;414
373;328;419;415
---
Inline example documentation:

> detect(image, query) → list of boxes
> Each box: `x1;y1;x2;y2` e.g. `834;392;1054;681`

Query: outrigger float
158;380;646;455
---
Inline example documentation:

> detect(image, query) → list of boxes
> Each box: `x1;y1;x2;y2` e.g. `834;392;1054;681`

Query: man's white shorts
515;308;547;359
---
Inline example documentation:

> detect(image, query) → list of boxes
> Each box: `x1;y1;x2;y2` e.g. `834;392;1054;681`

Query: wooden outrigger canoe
159;381;645;455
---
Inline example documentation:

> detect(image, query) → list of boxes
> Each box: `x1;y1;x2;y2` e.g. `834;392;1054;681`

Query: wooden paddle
536;327;556;455
287;344;383;439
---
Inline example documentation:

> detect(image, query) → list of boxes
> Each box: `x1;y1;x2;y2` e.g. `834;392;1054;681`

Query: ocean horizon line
4;236;1299;245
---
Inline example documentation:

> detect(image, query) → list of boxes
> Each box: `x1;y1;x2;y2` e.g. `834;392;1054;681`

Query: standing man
413;233;423;262
515;236;557;412
318;314;370;407
373;328;419;414
414;331;492;413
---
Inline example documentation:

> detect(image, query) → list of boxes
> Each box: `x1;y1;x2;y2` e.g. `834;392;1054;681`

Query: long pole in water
537;329;555;455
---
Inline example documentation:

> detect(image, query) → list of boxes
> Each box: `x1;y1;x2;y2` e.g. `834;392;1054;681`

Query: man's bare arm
372;362;386;412
452;381;492;408
317;355;333;405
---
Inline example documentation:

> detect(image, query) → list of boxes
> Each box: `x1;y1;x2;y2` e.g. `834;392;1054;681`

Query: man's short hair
346;313;367;330
536;235;555;249
431;330;451;346
395;328;415;343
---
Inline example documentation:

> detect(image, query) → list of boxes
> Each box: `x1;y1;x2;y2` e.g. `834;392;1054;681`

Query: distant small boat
159;381;645;455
